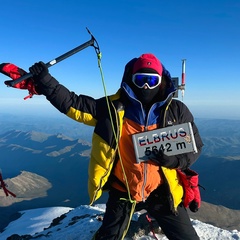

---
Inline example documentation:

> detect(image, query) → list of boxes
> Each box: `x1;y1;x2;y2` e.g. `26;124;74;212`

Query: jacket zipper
141;106;152;202
141;100;172;202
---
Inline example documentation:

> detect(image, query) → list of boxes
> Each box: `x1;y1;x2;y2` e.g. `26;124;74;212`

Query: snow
0;204;239;240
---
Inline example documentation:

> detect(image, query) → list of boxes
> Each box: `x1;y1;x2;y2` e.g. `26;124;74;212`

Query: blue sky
0;0;239;119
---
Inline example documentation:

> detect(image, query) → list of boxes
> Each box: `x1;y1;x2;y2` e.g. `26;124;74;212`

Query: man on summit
1;53;203;239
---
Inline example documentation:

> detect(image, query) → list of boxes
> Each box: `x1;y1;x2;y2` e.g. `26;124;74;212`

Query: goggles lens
132;73;161;89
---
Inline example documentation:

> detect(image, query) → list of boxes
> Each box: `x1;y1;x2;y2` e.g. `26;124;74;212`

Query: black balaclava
131;54;163;107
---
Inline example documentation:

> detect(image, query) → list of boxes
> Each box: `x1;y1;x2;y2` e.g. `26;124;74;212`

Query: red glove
177;168;201;212
0;63;40;100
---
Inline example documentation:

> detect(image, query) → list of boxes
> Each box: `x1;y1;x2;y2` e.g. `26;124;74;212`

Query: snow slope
1;205;240;240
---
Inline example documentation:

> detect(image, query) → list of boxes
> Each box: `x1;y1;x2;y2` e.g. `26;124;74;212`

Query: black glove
189;200;199;212
29;61;49;81
150;150;180;169
29;61;59;96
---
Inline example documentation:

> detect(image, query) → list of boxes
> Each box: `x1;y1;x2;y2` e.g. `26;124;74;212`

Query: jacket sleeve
35;73;98;126
171;100;204;169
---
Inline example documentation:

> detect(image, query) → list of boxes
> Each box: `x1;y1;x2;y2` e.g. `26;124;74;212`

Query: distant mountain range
0;113;240;232
196;118;240;158
0;127;98;232
0;113;93;142
0;129;92;206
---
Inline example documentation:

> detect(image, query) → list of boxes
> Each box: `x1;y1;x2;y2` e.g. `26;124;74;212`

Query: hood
120;56;177;104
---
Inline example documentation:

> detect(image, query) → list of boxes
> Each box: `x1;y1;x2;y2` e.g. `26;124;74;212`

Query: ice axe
4;27;100;87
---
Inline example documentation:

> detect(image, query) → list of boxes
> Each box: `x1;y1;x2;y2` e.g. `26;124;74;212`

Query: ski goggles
132;73;162;89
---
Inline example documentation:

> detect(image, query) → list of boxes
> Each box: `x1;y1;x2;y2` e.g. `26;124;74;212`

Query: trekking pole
5;27;100;87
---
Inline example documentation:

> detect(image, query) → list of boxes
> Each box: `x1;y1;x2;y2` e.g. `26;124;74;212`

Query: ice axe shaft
5;28;97;87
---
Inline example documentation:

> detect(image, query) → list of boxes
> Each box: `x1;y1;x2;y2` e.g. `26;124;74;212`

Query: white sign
132;122;197;163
